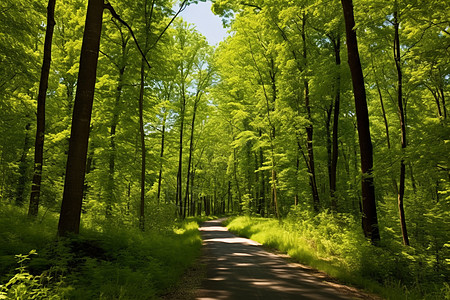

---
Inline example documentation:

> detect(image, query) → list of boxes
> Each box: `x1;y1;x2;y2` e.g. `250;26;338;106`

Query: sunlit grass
227;212;448;300
0;205;204;299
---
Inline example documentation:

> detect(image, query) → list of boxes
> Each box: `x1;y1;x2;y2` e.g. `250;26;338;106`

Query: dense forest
0;0;449;299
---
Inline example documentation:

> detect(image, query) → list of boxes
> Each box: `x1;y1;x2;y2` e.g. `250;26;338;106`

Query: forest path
196;218;373;300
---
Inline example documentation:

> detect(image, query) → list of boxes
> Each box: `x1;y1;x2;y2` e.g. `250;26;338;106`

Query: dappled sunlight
199;226;228;232
204;237;261;246
197;220;355;300
231;252;252;256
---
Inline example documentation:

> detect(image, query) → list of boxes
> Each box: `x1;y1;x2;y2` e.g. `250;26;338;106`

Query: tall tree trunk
176;78;186;218
29;0;56;217
341;0;380;243
271;167;280;219
394;3;409;246
255;152;261;213
330;34;341;211
190;167;195;216
157;112;166;204
375;75;391;149
233;146;242;212
326;106;332;201
58;0;104;237
184;98;198;219
440;86;447;119
426;85;442;118
301;13;320;212
371;60;398;194
259;135;266;217
269;62;279;219
138;59;146;231
228;180;232;213
295;153;300;206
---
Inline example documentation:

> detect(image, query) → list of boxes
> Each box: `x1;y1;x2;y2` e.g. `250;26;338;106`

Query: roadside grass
226;212;449;300
0;205;204;299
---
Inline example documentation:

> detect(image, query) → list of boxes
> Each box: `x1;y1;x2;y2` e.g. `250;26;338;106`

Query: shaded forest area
0;0;449;299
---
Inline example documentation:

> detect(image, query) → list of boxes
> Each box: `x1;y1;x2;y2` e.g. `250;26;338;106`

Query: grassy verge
226;213;449;300
0;206;204;299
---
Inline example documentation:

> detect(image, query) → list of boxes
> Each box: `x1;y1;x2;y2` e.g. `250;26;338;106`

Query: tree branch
240;2;262;11
99;49;120;69
149;0;189;49
104;2;152;69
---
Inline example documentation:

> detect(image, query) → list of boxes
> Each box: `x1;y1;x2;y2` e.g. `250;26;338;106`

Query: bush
0;206;203;299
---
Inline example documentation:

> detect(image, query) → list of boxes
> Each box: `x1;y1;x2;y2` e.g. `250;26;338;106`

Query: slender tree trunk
375;77;391;149
295;153;300;206
0;152;5;201
301;13;319;212
271;167;280;219
184;98;198;219
190;167;195;216
157;112;166;204
259;132;266;217
341;0;380;243
372;60;399;194
176;80;186;218
394;4;409;246
228;180;232;213
330;35;341;210
233;146;242;212
29;0;56;217
255;152;261;213
138;59;146;231
427;86;442;118
440;86;447;119
58;0;104;237
326;106;332;200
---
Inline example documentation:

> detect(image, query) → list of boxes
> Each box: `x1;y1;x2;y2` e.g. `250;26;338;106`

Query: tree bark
394;3;409;246
301;13;319;212
29;0;56;217
330;34;341;211
341;0;380;243
440;86;447;119
58;0;104;237
138;59;146;231
184;96;199;218
176;74;186;218
259;132;266;216
157;111;166;204
233;145;242;212
374;74;391;149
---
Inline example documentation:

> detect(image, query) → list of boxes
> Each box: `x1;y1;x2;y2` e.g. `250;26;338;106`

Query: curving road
196;219;369;300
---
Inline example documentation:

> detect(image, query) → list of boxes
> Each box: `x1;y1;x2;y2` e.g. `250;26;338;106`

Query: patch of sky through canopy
179;1;228;46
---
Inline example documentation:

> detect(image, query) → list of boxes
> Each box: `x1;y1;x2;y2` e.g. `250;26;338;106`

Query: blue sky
179;2;229;45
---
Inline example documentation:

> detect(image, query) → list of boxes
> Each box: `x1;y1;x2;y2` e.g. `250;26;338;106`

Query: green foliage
227;214;449;299
0;250;67;300
0;206;203;299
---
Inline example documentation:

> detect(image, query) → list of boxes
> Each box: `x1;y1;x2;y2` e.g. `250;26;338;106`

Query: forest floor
167;218;383;300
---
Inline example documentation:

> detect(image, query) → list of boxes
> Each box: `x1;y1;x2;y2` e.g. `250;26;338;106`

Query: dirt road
196;219;371;300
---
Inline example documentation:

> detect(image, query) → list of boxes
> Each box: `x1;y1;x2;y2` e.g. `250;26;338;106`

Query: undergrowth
0;205;203;299
226;210;449;300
